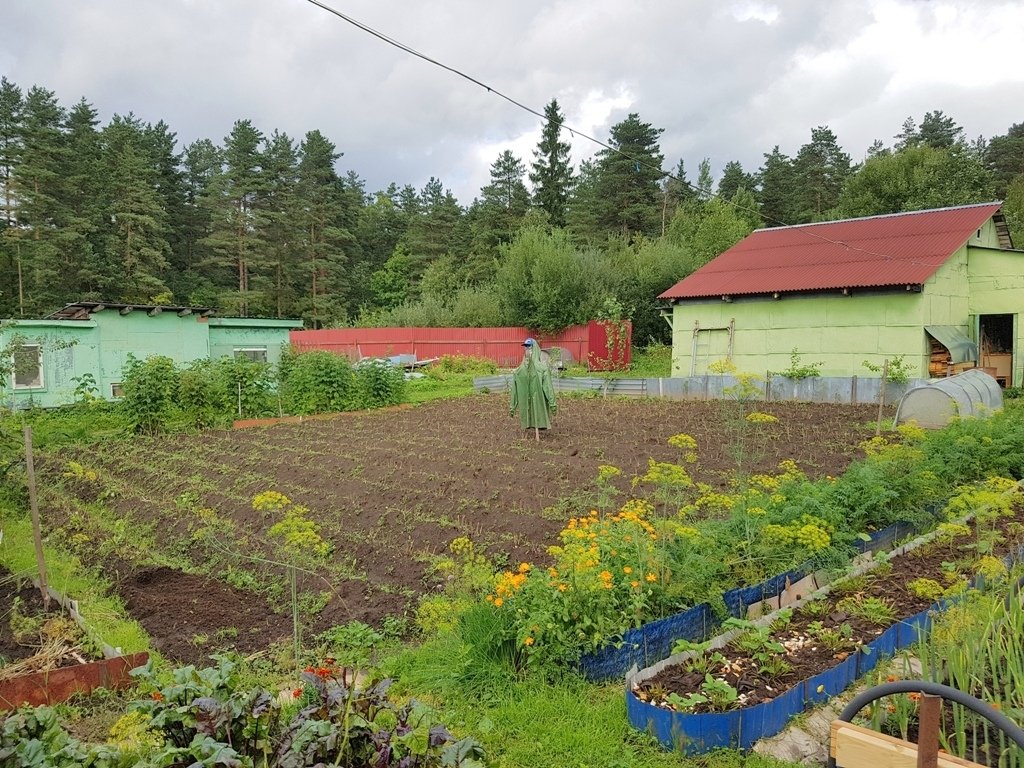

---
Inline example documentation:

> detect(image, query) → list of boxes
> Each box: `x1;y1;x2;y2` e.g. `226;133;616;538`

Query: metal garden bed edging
577;521;919;682
623;506;1021;755
473;374;922;404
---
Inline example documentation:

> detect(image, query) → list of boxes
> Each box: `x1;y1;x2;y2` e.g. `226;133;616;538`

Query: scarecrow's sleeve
509;373;519;416
541;369;557;414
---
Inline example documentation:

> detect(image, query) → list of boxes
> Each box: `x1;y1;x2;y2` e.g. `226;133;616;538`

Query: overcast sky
3;0;1023;205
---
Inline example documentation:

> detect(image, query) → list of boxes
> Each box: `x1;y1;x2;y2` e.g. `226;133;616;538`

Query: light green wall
669;228;1024;380
207;318;299;365
2;311;301;408
669;291;929;378
968;246;1024;385
91;311;210;399
1;320;99;408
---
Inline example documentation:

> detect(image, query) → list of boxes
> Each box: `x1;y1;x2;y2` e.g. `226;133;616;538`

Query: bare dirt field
48;394;887;662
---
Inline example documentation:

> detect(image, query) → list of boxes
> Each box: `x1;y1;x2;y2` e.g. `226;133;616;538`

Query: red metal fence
290;320;631;370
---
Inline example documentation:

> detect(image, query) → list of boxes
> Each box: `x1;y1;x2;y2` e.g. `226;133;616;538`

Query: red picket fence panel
290;321;630;371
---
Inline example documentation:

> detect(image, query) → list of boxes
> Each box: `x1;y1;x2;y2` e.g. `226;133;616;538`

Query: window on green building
233;347;268;363
12;344;43;389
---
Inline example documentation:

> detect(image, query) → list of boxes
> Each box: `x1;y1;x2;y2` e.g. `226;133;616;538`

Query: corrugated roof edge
747;201;1003;233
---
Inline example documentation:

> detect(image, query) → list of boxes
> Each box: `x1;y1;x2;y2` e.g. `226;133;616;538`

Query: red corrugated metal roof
659;203;1004;300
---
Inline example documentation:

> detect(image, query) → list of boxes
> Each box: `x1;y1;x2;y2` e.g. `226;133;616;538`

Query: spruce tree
757;146;795;226
101;115;171;301
792;126;852;221
529;99;573;227
0;77;24;316
295;129;355;327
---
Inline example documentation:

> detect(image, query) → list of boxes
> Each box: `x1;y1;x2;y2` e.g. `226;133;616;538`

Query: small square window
233;347;268;363
12;344;43;389
110;383;124;398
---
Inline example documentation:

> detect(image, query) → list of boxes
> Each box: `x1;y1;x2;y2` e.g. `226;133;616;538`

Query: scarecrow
510;338;557;441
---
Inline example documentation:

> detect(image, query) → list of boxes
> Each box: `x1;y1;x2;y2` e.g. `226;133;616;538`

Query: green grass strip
0;502;152;660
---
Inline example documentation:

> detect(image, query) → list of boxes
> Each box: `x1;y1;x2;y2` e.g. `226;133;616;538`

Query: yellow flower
623;566;633;574
645;573;657;582
518;562;531;573
631;580;640;588
493;597;504;607
524;636;534;646
557;583;568;592
599;570;613;582
486;594;494;602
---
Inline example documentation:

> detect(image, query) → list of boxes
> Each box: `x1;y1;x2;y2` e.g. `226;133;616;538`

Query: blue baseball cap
522;338;536;347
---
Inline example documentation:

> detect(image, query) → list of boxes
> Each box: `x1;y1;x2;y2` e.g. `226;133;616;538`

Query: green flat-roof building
1;301;302;409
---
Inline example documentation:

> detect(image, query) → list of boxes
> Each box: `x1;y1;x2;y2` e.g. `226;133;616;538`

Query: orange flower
151;691;164;702
494;597;504;607
631;580;640;588
524;636;535;646
622;566;633;574
292;687;303;698
518;562;531;573
557;583;568;592
645;573;657;582
991;702;1001;710
907;692;921;702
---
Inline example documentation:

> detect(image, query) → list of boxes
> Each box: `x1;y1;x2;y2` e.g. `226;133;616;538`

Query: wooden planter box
0;652;148;710
831;721;985;768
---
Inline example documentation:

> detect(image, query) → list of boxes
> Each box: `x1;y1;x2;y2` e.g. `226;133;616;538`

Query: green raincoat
510;344;557;429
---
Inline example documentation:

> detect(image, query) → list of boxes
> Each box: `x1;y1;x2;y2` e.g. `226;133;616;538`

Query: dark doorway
980;314;1014;387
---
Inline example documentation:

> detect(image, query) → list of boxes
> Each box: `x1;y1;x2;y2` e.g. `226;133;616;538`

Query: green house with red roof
659;203;1022;385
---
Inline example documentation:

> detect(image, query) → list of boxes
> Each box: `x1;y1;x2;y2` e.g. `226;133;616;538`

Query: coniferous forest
1;76;1021;343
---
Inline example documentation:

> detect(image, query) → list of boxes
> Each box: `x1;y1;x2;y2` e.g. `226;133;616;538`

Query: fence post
23;426;49;610
875;360;889;436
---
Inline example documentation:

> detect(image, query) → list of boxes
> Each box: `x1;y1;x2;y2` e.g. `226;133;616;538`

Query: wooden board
830;721;986;768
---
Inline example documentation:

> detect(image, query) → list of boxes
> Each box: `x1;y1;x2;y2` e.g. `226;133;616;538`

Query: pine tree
985;123;1024;197
792;126;852;221
716;160;756;201
401;177;464;282
200;119;267;315
179;138;221;304
529;99;573;227
591;113;665;239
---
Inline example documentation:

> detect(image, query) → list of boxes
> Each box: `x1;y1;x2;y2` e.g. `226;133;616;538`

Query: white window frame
110;382;124;399
233;347;268;363
11;344;44;390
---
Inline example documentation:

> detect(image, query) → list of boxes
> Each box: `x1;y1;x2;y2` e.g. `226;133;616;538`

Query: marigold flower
557;583;568;592
524;636;535;646
151;691;164;702
493;597;504;607
631;580;640;588
622;566;633;574
646;573;657;582
599;570;613;582
486;594;494;602
518;562;531;573
292;687;304;698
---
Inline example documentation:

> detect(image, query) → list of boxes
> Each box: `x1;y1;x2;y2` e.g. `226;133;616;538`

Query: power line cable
301;0;992;268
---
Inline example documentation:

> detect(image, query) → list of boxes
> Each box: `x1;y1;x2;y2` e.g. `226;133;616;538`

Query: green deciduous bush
121;354;179;434
354;358;405;408
279;349;355;415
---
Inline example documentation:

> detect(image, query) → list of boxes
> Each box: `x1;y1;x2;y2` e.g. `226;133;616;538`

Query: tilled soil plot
50;395;884;661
